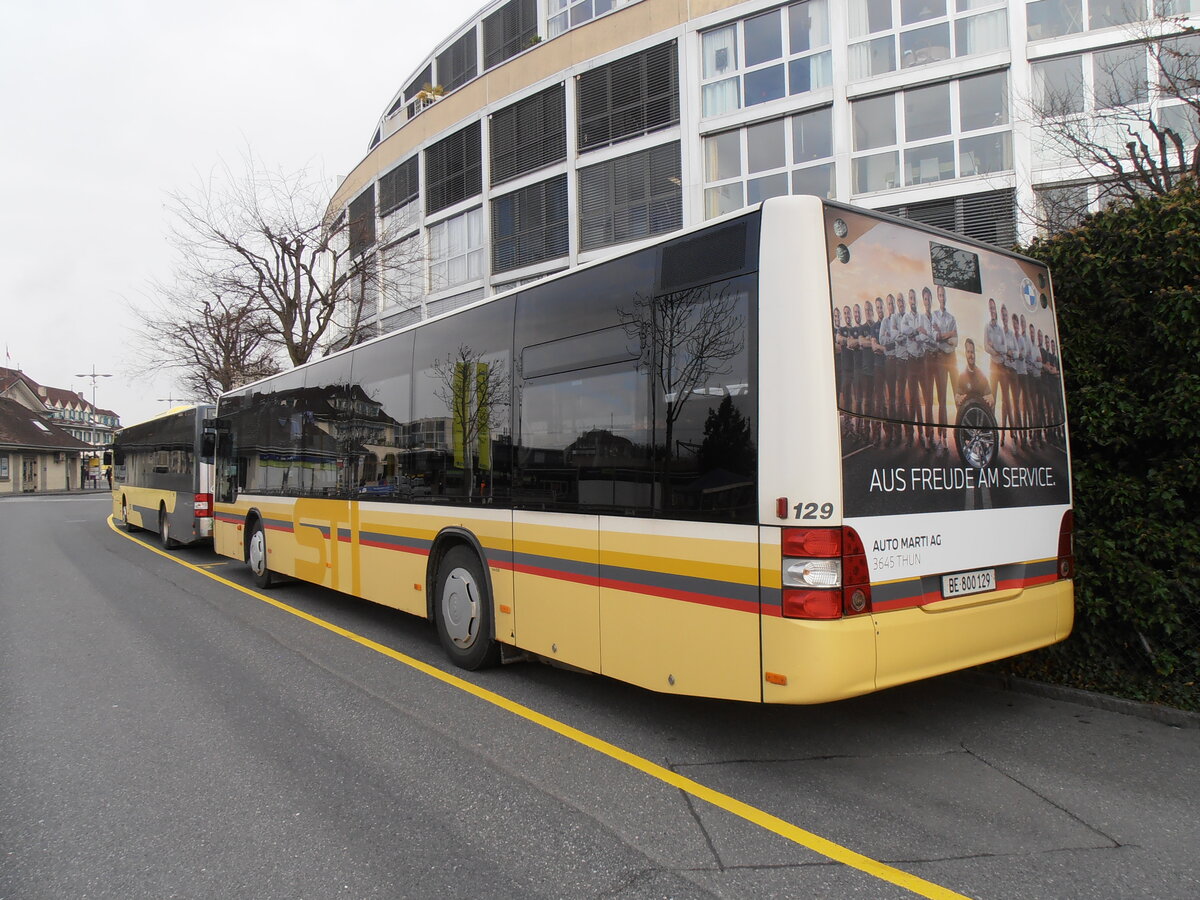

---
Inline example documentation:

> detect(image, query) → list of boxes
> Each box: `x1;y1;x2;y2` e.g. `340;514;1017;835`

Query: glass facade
339;0;1195;341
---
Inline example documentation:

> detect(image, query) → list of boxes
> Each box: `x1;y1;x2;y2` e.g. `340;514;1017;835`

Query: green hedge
1014;181;1200;710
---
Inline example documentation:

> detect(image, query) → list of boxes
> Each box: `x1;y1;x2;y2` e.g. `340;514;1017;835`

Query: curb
958;670;1200;729
0;489;111;500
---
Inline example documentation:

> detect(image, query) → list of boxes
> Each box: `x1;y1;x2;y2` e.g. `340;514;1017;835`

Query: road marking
106;515;970;900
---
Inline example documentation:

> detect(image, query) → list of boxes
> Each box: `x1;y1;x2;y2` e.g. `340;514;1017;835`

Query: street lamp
74;365;112;487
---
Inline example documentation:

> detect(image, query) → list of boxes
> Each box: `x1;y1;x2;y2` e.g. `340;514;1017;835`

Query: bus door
512;362;613;673
286;359;356;593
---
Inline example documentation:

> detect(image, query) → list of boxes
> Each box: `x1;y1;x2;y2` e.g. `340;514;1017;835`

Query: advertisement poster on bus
826;207;1071;520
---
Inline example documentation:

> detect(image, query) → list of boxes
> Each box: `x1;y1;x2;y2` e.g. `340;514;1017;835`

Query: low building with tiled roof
0;397;93;493
0;366;121;459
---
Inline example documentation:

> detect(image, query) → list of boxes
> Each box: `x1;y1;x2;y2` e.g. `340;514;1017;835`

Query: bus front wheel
247;521;274;589
434;546;500;670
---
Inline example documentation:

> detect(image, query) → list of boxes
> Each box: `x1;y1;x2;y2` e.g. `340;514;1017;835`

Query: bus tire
434;545;500;670
955;401;998;469
159;506;177;549
121;498;140;532
247;520;274;589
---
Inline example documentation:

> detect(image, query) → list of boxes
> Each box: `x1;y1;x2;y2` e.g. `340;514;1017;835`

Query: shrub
1016;181;1200;710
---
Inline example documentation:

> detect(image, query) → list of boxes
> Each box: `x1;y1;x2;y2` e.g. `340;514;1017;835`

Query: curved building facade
330;0;1199;336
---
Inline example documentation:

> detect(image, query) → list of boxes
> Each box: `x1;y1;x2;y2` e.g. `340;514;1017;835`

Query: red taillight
194;493;213;517
781;527;842;558
781;526;872;619
783;589;843;619
1057;509;1074;579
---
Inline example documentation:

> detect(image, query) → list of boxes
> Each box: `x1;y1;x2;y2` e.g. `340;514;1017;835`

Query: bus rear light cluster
194;493;214;518
1057;509;1074;579
781;526;872;619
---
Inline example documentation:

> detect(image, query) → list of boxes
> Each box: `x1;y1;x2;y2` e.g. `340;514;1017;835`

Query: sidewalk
0;486;113;499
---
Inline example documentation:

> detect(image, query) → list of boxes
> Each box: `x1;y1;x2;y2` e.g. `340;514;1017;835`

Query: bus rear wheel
159;507;177;549
247;520;274;589
121;498;140;532
434;546;500;670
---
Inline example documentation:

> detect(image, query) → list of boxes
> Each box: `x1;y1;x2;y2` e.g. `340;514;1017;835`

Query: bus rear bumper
873;578;1073;693
760;580;1073;704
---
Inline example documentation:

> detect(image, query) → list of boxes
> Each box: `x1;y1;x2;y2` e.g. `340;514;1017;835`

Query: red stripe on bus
598;577;759;614
499;561;758;614
357;537;430;556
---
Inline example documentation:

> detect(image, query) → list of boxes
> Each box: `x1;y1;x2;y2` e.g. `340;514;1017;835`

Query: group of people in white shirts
834;286;1062;452
982;297;1062;449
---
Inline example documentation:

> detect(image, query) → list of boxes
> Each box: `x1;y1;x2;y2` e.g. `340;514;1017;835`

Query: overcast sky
1;0;483;426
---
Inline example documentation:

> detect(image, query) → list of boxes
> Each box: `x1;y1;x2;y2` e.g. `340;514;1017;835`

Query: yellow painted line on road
107;515;970;900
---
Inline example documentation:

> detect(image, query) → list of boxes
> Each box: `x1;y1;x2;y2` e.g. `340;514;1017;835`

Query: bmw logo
1021;278;1038;310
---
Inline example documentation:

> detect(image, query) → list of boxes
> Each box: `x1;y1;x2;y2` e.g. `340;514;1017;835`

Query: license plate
941;568;996;599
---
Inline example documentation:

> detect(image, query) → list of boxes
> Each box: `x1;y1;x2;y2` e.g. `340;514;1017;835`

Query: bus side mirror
102;450;112;466
200;432;216;460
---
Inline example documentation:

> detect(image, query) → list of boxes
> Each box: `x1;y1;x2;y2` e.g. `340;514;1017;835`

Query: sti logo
1021;278;1038;310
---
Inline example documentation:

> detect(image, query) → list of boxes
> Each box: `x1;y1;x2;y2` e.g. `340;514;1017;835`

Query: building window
548;0;632;39
0;455;8;480
379;156;419;218
491;175;570;272
483;0;538;70
879;187;1016;246
381;232;425;315
577;41;679;151
700;1;831;118
400;64;434;120
1032;46;1148;116
428;208;484;291
348;186;376;258
702;106;835;218
578;142;681;251
490;84;566;185
425;121;482;215
437;28;478;93
1034;183;1091;231
847;0;1007;80
851;70;1011;193
1158;100;1200;145
1094;45;1149;108
1027;0;1152;40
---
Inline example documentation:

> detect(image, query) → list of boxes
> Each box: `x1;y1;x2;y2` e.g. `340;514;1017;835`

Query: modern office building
329;0;1199;337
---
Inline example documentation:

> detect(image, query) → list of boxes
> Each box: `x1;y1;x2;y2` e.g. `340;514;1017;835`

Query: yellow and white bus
112;404;216;549
211;197;1073;703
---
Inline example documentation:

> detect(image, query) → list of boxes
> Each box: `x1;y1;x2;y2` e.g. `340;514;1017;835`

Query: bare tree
166;156;424;366
1026;12;1200;230
131;280;282;402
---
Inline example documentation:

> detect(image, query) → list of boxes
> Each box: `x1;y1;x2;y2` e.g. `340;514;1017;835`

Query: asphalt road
1;494;1197;900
